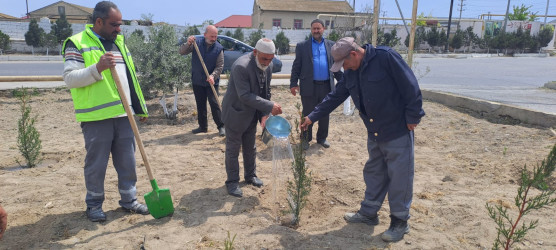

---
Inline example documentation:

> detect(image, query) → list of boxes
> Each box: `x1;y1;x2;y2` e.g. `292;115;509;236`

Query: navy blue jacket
191;37;223;87
307;44;425;142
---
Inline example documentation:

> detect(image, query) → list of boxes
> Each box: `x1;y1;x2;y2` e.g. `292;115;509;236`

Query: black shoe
302;141;310;150
192;127;208;134
317;140;330;148
381;215;410;242
218;127;226;137
86;207;107;222
226;183;243;197
122;202;150;215
245;176;263;187
344;211;379;226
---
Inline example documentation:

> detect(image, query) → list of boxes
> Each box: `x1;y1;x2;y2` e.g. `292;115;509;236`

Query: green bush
126;25;190;99
273;31;290;55
0;30;11;52
16;88;42;168
247;28;264;47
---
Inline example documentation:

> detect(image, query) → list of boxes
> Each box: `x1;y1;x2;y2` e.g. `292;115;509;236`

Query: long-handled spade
110;67;174;219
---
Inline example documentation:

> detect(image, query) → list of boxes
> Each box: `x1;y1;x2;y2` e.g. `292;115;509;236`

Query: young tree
232;28;244;42
50;14;73;54
247;28;264;47
377;28;401;48
126;24;190;99
486;143;556;250
508;4;538;21
24;19;45;55
327;29;340;42
462;26;479;53
16;88;42;168
449;29;464;52
273;31;290;55
426;26;441;52
0;30;10;53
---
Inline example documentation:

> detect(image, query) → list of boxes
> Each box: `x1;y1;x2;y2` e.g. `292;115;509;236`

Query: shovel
110;67;174;219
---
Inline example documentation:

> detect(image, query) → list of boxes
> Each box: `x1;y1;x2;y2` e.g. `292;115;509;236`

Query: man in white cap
300;37;425;242
221;38;283;197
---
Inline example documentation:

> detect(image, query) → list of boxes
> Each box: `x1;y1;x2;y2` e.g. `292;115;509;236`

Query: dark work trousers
225;115;258;184
192;83;224;130
81;117;138;209
301;81;332;143
359;131;414;221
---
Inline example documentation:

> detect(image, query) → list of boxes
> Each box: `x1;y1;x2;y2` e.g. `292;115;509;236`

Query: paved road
1;55;555;115
414;56;556;115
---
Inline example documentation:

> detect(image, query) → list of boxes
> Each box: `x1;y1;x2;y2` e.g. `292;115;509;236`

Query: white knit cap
255;38;276;54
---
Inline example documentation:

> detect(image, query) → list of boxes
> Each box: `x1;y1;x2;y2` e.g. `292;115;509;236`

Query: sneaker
381;215;410;242
123;202;150;215
192;127;208;134
86;207;107;222
344;211;379;225
218;127;226;137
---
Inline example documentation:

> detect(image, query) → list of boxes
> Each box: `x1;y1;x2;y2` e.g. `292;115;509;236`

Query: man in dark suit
290;19;343;150
221;38;283;197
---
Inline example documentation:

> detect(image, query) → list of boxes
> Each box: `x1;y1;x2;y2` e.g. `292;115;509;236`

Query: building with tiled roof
28;1;93;23
215;15;252;28
252;0;354;29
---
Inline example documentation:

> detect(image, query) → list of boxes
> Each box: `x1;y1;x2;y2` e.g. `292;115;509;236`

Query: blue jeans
359;131;414;221
81;117;139;209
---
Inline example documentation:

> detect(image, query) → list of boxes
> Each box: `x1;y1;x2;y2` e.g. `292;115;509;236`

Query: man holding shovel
221;38;282;197
179;25;226;137
62;1;150;222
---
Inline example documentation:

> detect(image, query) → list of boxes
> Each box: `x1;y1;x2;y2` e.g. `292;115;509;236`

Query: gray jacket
222;52;274;132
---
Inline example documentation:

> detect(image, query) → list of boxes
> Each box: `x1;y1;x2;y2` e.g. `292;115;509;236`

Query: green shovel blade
144;179;174;219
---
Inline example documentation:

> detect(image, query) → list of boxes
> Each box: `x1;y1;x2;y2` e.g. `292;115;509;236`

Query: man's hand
0;205;7;240
96;52;115;74
139;117;148;123
290;86;299;96
407;124;418;131
207;75;215;85
271;102;282;115
260;115;269;128
187;35;195;45
300;117;313;131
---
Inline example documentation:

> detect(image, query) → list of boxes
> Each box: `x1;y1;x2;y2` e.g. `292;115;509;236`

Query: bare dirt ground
0;86;555;249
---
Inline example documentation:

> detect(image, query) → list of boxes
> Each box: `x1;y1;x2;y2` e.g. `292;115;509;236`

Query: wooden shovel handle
110;67;154;181
192;41;222;111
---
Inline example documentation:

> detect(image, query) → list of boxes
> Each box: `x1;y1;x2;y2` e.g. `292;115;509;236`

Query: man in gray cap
221;38;283;197
300;37;425;242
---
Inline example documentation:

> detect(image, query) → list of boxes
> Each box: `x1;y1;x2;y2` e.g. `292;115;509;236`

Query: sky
1;0;555;26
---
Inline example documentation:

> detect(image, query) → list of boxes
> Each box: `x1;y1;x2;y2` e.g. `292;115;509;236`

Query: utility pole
26;0;29;18
544;0;550;25
408;0;418;67
457;0;465;29
372;0;380;46
502;0;511;33
446;0;454;52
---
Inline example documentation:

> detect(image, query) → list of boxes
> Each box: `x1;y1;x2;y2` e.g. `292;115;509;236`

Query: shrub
16;88;42;168
273;31;290;55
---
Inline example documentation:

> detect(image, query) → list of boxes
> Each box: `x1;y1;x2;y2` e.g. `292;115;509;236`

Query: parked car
189;35;282;73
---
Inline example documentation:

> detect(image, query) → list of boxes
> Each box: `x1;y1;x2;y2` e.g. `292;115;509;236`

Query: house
215;15;252;28
252;0;354;29
0;13;20;21
28;1;93;24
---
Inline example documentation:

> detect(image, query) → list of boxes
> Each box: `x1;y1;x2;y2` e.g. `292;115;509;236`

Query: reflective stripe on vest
62;24;148;122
